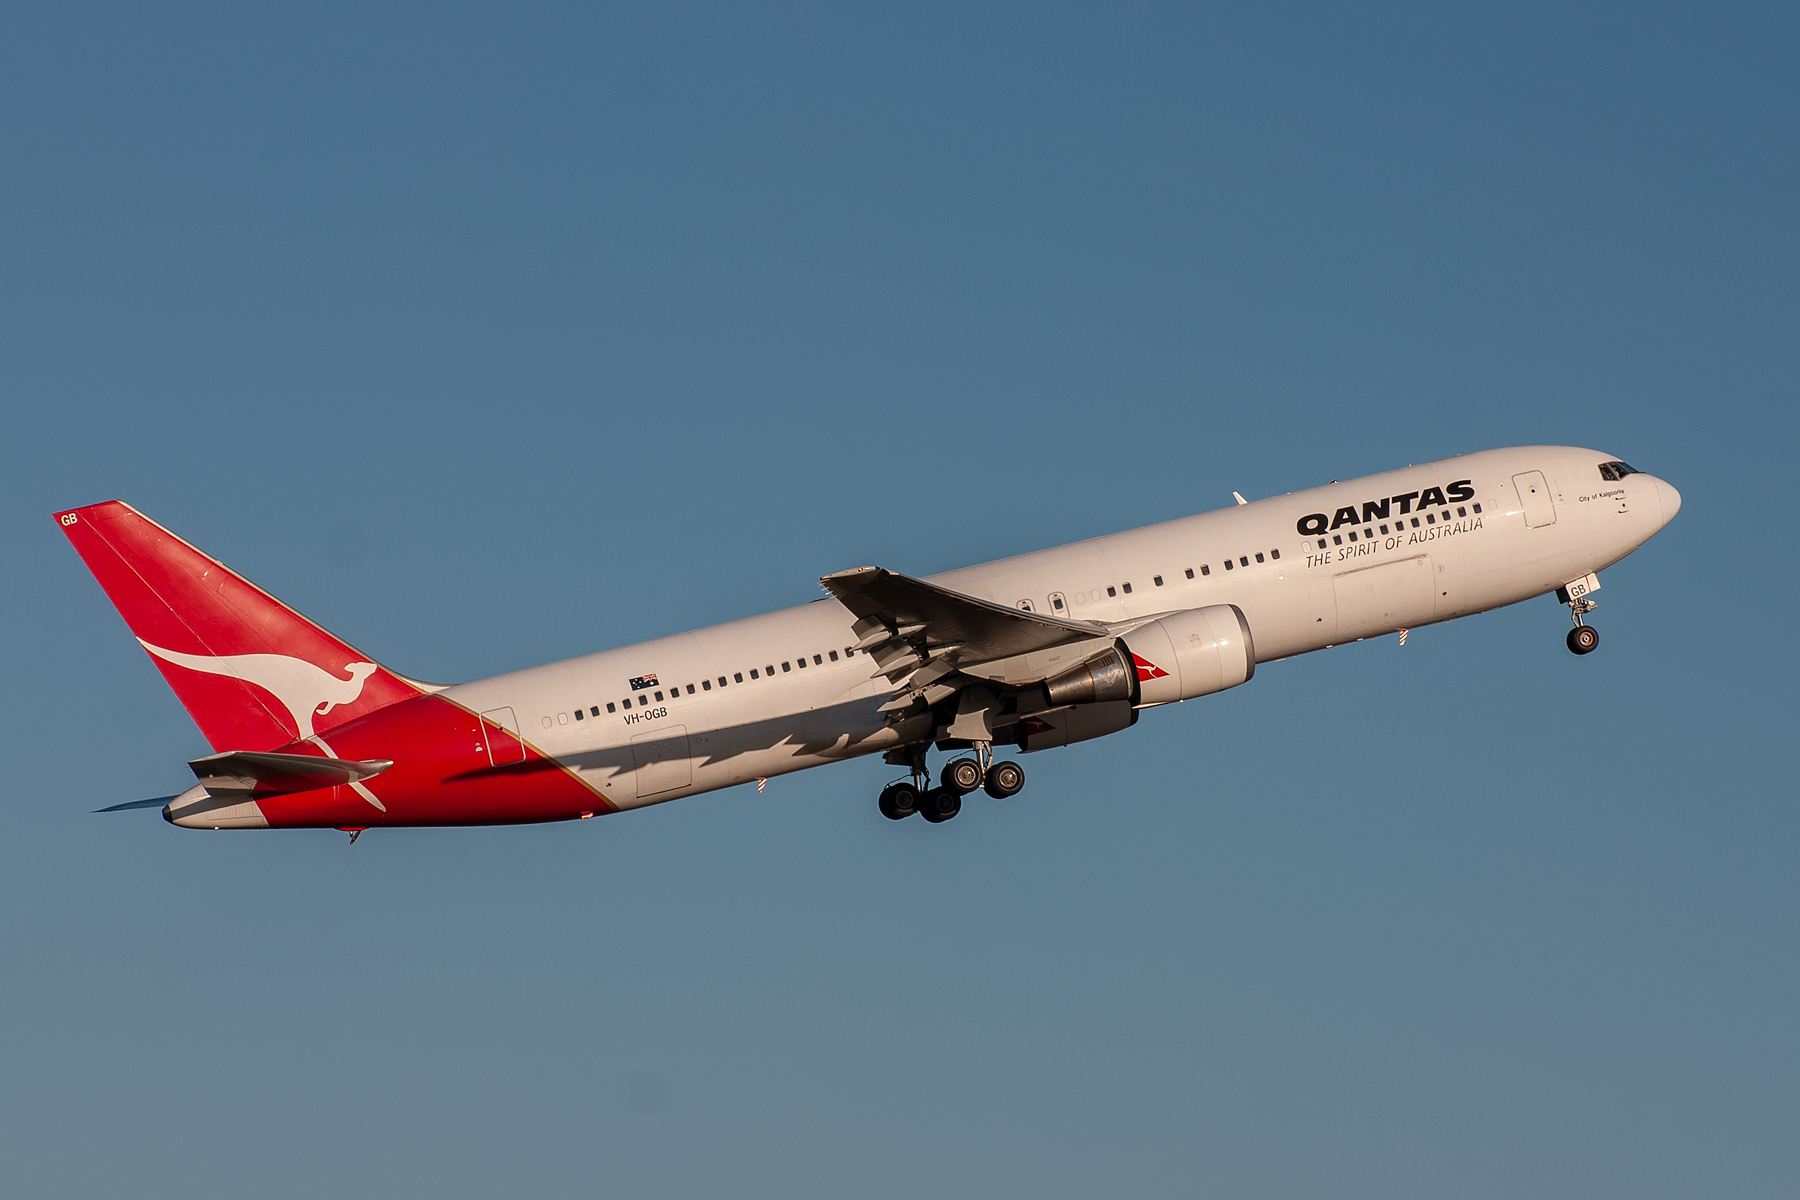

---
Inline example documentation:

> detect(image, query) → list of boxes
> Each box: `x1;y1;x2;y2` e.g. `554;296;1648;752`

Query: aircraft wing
820;565;1110;713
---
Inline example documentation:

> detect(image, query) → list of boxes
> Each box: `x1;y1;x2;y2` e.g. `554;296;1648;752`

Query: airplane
58;444;1679;834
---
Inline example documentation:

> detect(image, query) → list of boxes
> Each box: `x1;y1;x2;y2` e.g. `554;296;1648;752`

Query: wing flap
821;567;1105;665
821;566;1110;717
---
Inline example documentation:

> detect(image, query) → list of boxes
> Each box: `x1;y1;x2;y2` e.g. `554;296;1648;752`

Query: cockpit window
1598;460;1640;481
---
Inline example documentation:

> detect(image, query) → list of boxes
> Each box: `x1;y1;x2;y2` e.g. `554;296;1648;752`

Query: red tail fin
55;501;421;752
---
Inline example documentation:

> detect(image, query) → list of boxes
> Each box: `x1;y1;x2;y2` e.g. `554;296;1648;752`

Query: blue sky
2;4;1795;1197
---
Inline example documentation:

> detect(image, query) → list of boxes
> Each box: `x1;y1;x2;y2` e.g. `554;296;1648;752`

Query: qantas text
1295;479;1475;536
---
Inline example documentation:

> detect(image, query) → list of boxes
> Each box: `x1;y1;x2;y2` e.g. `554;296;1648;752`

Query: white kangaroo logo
139;640;378;739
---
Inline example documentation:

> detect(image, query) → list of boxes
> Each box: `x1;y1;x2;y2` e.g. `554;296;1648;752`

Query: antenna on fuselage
1232;492;1248;505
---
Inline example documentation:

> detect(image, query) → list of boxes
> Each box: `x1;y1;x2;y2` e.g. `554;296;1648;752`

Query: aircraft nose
1653;476;1682;525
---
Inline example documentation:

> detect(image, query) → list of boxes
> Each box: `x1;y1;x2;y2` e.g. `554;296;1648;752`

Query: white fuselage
442;446;1679;809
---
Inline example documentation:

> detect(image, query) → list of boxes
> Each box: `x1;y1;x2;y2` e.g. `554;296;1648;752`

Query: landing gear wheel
918;787;962;823
878;782;920;820
942;758;985;795
983;760;1025;799
1567;625;1599;655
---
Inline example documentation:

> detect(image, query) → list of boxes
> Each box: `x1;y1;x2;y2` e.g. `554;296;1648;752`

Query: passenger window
735;672;744;683
1457;506;1466;517
622;697;632;708
574;709;584;720
1317;539;1326;549
606;702;616;713
829;650;839;661
781;662;791;672
795;657;805;669
686;684;695;694
1184;568;1194;579
1122;582;1132;594
1270;548;1280;559
1201;564;1210;575
1153;576;1163;586
1051;595;1065;610
813;654;822;665
1224;559;1234;570
1410;518;1419;527
1426;513;1435;524
1107;586;1117;597
702;680;711;691
845;648;855;657
1348;531;1358;541
749;669;758;679
1239;556;1249;567
1473;503;1483;514
654;691;663;701
1333;535;1342;545
765;665;774;676
1255;552;1265;563
1380;524;1389;534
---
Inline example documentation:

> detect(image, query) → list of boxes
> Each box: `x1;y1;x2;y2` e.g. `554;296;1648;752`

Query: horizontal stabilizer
188;750;393;798
94;794;179;813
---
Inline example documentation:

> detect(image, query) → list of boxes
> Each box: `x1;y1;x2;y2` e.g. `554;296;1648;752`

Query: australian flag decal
628;674;658;690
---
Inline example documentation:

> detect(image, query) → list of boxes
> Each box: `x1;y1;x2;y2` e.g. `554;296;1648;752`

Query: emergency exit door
632;725;692;797
1512;471;1556;528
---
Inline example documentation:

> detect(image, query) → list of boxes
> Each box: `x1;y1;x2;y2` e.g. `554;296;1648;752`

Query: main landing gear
1557;574;1602;656
878;742;1026;822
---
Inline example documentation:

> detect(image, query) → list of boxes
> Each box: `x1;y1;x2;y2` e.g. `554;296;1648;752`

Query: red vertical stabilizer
55;501;421;752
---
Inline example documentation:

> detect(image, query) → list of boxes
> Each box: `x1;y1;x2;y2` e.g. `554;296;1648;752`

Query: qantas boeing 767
59;445;1679;832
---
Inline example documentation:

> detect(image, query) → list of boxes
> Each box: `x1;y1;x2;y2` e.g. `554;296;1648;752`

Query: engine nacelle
1119;604;1255;706
1017;700;1137;753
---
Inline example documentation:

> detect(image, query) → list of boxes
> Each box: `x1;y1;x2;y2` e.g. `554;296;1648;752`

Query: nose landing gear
1557;574;1602;655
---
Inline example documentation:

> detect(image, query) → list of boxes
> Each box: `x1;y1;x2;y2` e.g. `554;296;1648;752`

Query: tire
878;782;920;820
918;787;962;823
1567;625;1599;655
942;758;985;795
983;760;1025;799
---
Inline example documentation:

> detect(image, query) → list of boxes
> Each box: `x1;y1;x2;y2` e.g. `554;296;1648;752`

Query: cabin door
1512;471;1556;528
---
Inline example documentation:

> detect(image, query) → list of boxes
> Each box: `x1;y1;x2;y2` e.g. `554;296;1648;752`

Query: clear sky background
1;4;1795;1197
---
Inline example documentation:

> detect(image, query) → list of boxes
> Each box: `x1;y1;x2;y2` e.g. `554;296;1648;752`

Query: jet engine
1120;603;1255;706
1015;605;1254;752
